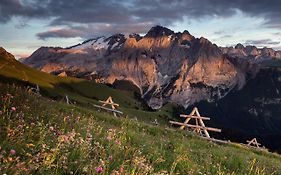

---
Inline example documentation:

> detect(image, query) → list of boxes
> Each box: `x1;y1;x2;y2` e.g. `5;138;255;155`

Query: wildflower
17;124;23;129
106;136;112;141
60;135;70;143
64;116;70;122
108;155;113;161
119;165;124;173
76;116;81;121
30;122;36;127
115;140;121;145
95;166;103;173
10;149;16;155
49;126;54;131
11;107;16;112
0;110;2;115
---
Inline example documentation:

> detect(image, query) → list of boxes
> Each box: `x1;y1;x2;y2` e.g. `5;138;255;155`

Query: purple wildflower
11;107;16;112
95;166;103;173
10;149;16;155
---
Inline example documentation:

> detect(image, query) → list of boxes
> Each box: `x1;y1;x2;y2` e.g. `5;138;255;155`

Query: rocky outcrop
0;47;16;61
221;44;281;60
23;26;277;109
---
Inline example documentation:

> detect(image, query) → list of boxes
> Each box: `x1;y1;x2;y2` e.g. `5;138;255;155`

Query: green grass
0;83;281;174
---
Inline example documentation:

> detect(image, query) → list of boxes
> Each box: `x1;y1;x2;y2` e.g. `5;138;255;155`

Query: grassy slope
0;54;140;107
0;53;178;124
0;83;281;175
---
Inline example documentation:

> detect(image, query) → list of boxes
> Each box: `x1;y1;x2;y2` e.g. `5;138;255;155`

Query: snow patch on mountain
70;37;109;50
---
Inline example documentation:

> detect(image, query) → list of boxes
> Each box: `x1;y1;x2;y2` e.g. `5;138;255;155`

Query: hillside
0;47;180;124
1;81;281;174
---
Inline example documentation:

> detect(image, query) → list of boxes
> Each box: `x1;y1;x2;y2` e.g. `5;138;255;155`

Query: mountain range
23;26;281;108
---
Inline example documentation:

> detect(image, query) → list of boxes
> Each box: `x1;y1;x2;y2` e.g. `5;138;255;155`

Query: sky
0;0;281;58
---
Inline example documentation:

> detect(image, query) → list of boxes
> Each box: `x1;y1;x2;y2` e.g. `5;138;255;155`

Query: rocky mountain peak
145;25;174;38
245;45;258;56
182;30;191;35
0;47;16;61
104;34;126;45
222;43;281;60
129;33;142;41
178;30;194;43
235;43;245;50
199;37;212;44
194;37;222;58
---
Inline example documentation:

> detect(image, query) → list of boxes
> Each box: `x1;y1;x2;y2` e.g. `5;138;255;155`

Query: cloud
1;0;281;39
244;39;280;46
0;0;49;23
37;28;83;40
36;23;153;40
273;32;281;35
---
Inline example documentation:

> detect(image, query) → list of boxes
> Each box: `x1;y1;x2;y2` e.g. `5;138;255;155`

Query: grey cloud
0;0;49;22
1;0;281;39
2;0;281;25
36;23;153;40
244;39;280;46
221;34;232;39
214;31;225;35
37;28;84;40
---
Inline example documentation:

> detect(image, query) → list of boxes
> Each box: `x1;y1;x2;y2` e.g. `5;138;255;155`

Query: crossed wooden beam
246;138;261;148
170;107;221;138
94;96;123;117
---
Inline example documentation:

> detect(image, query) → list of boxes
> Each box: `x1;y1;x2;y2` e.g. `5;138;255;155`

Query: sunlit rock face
221;44;281;60
24;26;278;109
0;47;16;61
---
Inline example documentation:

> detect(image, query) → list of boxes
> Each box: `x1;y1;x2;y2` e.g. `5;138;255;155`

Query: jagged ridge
22;26;280;109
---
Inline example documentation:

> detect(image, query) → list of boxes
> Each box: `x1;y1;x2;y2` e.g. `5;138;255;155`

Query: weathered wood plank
246;138;261;148
180;115;210;120
198;118;210;138
179;107;196;130
169;121;221;132
246;141;261;145
93;105;123;114
99;101;120;106
194;108;211;138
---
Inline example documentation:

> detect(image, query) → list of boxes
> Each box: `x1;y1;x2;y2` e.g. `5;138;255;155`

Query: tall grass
0;84;280;174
